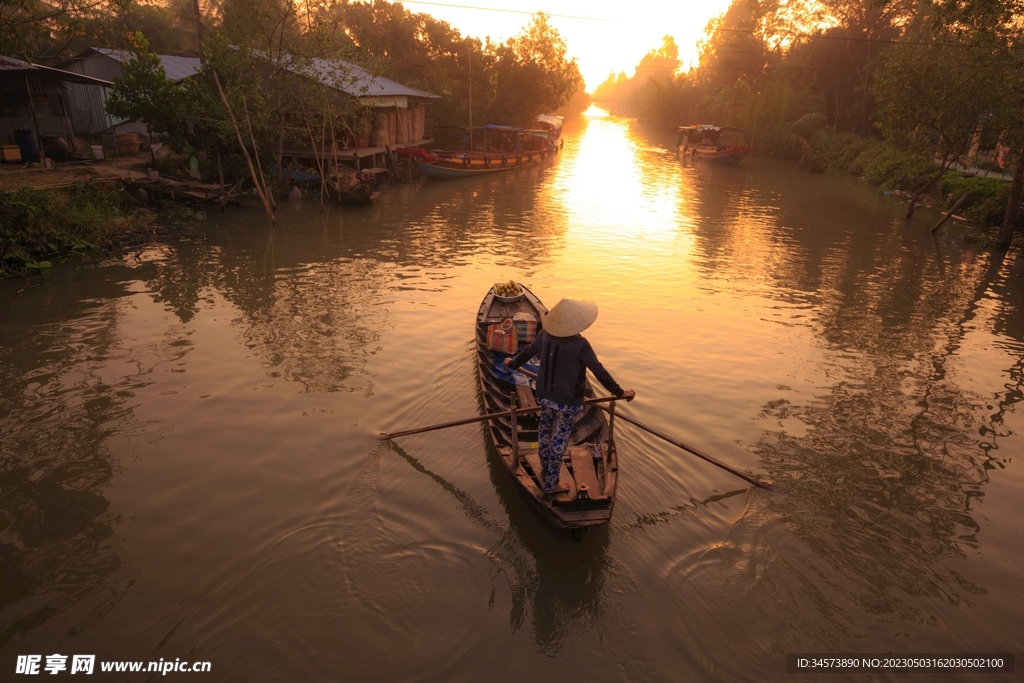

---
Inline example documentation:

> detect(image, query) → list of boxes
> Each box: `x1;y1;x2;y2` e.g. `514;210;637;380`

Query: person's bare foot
544;481;570;496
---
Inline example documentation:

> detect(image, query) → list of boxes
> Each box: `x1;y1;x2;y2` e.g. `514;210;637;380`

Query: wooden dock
281;138;432;171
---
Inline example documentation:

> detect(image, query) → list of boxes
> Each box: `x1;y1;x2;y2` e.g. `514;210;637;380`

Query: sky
398;0;735;92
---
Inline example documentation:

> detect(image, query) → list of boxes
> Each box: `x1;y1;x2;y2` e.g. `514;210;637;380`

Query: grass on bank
1;183;153;277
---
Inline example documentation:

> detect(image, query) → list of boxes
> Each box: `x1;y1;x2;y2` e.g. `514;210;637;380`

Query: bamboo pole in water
210;71;274;222
242;96;274;213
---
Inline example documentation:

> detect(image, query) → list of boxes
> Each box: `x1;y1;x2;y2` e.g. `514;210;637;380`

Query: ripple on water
192;519;498;682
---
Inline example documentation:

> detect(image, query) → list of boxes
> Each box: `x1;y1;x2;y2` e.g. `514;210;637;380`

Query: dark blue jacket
509;330;623;406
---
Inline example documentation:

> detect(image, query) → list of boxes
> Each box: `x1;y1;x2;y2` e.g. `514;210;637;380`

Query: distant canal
2;109;1022;681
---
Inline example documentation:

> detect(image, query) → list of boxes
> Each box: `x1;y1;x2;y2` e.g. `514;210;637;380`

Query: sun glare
553;116;683;251
398;0;734;91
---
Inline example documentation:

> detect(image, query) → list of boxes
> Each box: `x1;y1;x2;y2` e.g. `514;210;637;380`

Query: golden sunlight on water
1;114;1022;682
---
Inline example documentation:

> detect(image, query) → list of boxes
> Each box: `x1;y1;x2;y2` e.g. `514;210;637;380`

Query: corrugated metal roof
285;57;439;100
0;57;27;71
0;56;114;85
93;48;201;82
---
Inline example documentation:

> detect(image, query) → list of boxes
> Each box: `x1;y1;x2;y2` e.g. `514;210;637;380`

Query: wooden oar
510;365;777;492
379;394;625;440
594;405;778;493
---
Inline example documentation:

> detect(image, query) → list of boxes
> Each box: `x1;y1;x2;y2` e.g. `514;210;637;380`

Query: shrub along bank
0;184;153;277
766;129;1020;231
806;130;937;192
934;174;1013;228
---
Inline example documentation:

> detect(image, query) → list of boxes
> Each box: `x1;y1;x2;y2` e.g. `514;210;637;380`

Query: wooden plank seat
522;448;576;504
568;445;608;501
515;384;537;410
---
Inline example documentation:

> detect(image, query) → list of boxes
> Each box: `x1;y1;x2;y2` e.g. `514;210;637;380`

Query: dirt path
0;156;150;192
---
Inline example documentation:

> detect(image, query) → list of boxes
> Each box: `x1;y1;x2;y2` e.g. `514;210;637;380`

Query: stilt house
277;58;440;172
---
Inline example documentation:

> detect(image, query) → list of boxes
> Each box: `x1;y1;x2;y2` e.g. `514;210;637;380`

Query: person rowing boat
504;298;635;496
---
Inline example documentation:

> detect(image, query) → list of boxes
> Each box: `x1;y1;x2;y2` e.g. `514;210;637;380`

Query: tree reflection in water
0;268;191;646
127;172;567;397
746;248;1023;631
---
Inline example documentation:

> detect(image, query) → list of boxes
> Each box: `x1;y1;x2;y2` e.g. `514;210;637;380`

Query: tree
873;32;1015;218
0;0;131;59
105;33;185;164
928;0;1024;247
488;13;582;125
324;0;488;126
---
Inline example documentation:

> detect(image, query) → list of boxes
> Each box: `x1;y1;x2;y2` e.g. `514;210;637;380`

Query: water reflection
0;271;151;645
387;439;611;655
745;244;1020;626
123;162;574;397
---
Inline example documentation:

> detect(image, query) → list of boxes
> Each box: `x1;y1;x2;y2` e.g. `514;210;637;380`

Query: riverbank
758;128;1022;237
0;156;251;279
0;183;154;278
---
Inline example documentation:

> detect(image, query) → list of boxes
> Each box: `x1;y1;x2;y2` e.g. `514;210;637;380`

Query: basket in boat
492;283;525;302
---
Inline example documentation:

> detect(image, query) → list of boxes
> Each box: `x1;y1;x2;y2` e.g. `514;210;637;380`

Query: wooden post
510;391;519;469
386;144;400;176
607;400;616;447
22;72;45;164
931;191;971;233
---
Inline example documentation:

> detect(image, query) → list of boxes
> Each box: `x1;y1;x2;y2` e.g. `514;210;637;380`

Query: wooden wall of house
0;72;76;146
396;107;409;144
365;102;430;148
412;105;425;141
386;108;397;146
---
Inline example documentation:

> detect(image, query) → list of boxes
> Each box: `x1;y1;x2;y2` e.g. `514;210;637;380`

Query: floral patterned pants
538;398;583;493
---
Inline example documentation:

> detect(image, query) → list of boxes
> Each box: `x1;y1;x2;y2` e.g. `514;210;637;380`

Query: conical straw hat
543;299;598;337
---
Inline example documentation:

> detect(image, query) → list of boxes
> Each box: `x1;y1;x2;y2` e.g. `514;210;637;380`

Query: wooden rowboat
475;285;618;534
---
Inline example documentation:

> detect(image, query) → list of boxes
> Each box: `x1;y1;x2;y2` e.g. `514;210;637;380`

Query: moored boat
329;167;380;205
535;114;564;149
397;124;555;179
677;124;753;164
475;284;619;534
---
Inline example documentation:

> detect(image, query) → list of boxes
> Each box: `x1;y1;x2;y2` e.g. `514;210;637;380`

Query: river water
1;110;1022;681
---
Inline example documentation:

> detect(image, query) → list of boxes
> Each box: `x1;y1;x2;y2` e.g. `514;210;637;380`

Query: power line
399;1;610;21
717;27;1006;48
